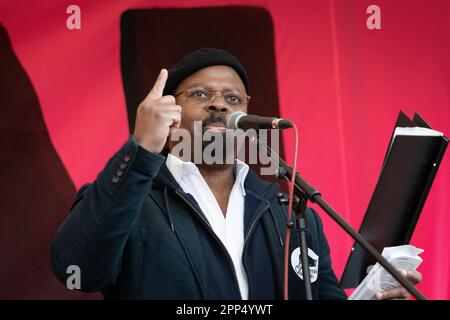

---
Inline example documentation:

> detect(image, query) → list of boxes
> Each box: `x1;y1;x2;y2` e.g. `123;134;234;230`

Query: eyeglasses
174;87;251;107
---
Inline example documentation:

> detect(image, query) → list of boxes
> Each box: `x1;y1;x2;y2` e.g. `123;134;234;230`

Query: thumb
146;68;168;100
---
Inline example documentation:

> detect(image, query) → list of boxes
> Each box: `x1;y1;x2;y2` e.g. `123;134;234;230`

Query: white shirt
166;153;250;299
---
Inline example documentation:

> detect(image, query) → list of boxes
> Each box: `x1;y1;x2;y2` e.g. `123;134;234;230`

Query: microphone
227;111;293;130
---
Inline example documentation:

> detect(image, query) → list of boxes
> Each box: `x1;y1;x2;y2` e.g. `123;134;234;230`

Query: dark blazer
50;136;347;300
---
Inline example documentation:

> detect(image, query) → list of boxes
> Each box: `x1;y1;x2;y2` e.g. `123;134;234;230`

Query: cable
283;123;299;300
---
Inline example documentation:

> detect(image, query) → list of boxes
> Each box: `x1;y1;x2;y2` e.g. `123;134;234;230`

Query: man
50;48;421;299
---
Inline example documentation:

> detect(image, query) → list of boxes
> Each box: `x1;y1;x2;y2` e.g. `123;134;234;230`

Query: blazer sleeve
50;136;165;292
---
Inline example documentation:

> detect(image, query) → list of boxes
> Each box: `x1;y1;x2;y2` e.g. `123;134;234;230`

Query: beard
201;112;235;164
169;112;243;165
200;112;227;146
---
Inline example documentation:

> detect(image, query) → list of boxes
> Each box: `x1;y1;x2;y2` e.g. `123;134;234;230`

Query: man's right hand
134;68;182;153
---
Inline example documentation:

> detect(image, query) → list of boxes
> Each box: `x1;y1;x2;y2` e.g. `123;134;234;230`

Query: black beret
163;47;249;96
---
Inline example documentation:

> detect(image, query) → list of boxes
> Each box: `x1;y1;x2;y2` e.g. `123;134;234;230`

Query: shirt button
119;162;127;170
112;176;120;184
116;169;124;177
124;155;132;162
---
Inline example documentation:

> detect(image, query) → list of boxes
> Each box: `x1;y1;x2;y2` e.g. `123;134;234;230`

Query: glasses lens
224;93;243;106
186;88;248;106
187;88;211;103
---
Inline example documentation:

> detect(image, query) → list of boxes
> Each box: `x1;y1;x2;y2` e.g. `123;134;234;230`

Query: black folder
339;111;448;289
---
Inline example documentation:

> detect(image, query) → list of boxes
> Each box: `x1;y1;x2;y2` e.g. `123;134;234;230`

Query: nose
207;94;232;113
207;104;231;113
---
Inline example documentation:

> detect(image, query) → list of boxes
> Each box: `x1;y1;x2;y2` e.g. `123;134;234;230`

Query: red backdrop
0;0;448;299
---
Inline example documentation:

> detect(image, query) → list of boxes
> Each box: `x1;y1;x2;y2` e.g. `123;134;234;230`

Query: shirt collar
166;153;249;195
234;158;249;196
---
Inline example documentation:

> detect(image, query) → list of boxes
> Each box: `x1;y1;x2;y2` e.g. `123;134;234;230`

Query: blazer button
116;169;124;177
119;162;127;170
124;155;132;162
112;176;120;184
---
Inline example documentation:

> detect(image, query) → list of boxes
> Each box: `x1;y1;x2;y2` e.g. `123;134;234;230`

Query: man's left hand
373;269;423;300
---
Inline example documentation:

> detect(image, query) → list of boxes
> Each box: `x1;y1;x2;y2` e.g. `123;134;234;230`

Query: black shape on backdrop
120;6;285;181
120;7;281;133
0;24;96;299
340;111;448;289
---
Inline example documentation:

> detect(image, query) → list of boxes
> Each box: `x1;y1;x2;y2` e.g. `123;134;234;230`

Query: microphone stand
294;192;314;300
259;140;426;300
277;191;313;300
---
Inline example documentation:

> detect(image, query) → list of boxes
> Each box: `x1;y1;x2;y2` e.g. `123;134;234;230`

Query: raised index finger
146;68;168;100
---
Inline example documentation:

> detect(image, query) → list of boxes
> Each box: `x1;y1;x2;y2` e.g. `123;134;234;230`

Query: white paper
386;127;443;155
348;245;423;300
393;127;443;137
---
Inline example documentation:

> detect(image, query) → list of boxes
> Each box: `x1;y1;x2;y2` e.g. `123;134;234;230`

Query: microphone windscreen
227;111;247;129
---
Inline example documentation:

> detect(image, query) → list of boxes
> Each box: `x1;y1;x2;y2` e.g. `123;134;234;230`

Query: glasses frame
174;87;251;107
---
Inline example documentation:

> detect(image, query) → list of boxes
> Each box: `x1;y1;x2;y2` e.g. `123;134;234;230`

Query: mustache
202;113;228;128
